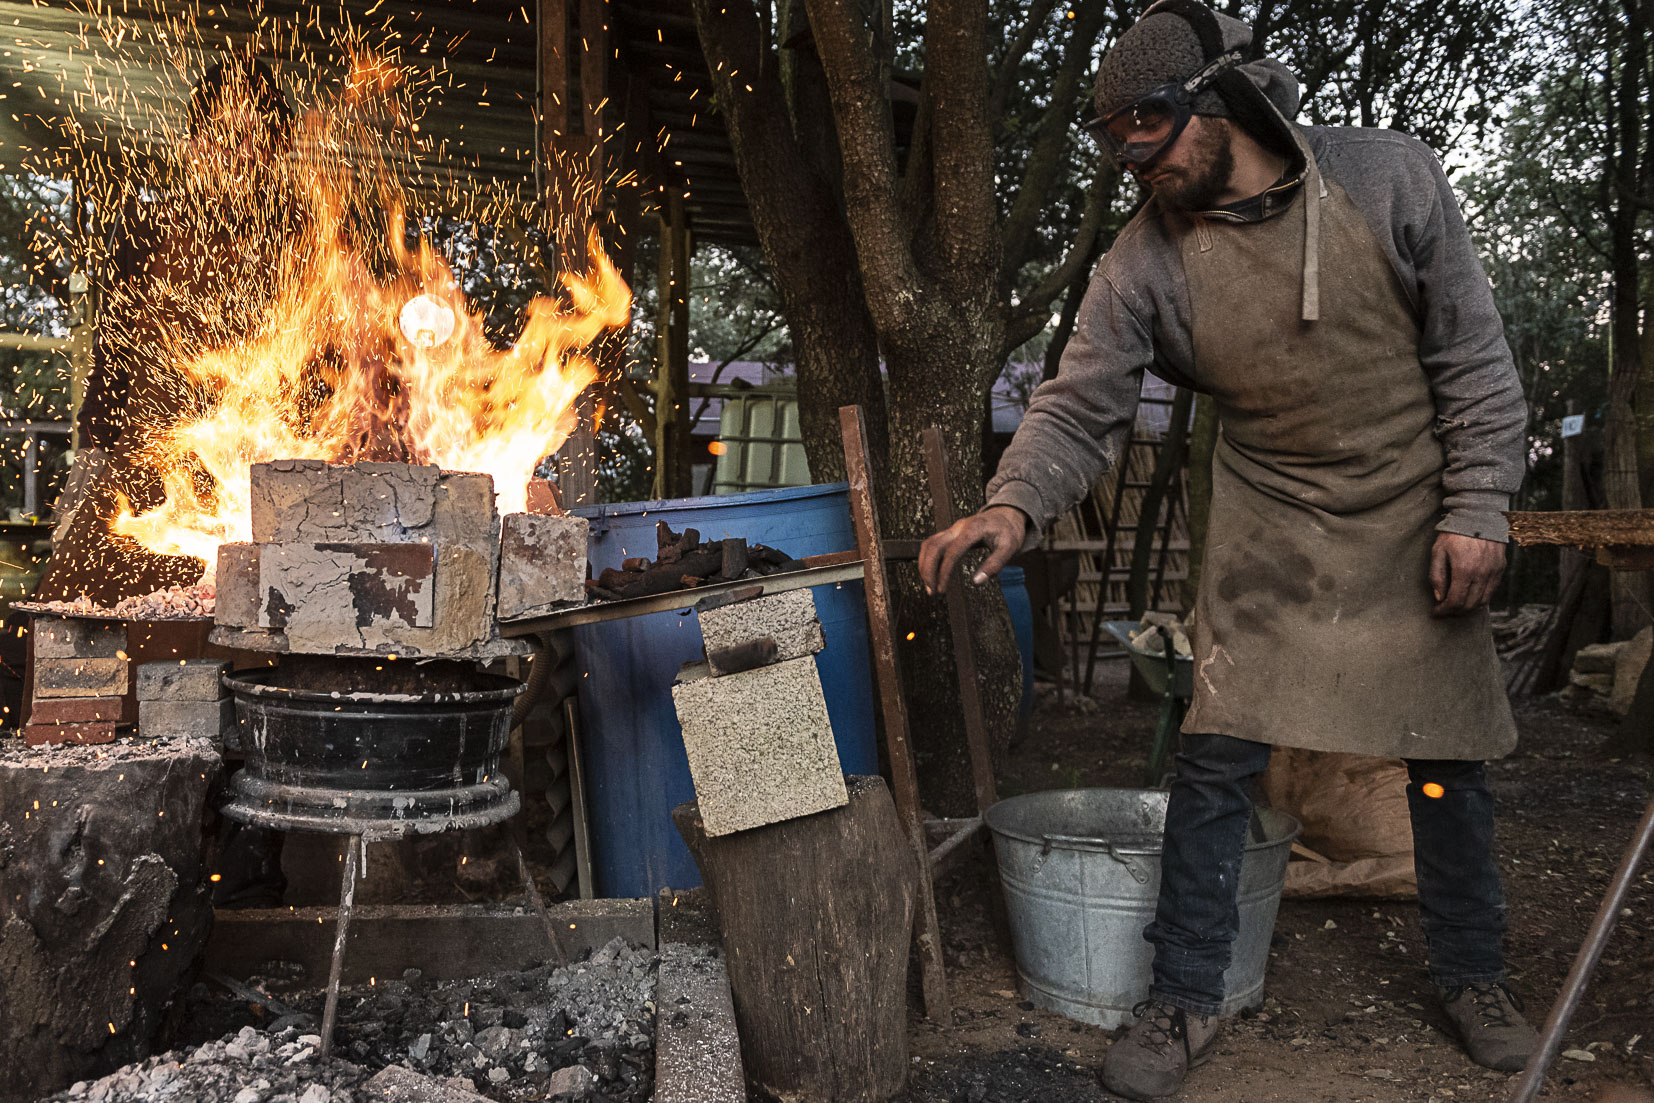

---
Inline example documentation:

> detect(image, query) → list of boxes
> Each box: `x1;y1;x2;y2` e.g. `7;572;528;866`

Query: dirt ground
898;660;1654;1103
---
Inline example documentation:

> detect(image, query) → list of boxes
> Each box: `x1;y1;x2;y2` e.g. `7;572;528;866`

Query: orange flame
112;57;628;564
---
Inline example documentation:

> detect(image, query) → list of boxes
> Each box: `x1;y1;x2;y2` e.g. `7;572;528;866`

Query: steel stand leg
1510;793;1654;1103
318;835;362;1061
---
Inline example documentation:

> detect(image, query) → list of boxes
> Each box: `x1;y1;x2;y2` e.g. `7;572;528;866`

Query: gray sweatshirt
987;125;1526;545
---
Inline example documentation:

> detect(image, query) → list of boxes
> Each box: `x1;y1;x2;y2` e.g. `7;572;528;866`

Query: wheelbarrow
1104;621;1193;787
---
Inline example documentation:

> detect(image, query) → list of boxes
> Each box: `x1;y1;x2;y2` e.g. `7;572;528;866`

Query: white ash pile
47;1026;373;1103
68;937;661;1102
25;582;217;621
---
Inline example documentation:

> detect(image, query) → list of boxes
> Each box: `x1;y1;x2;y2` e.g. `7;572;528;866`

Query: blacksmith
918;1;1533;1097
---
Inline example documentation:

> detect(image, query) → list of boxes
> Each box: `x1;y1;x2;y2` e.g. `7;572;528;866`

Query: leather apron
1177;176;1517;760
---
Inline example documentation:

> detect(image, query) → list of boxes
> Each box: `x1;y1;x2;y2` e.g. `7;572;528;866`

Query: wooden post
839;404;950;1020
652;190;691;500
673;776;916;1102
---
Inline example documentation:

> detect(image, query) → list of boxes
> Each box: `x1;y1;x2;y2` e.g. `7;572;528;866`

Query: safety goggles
1087;48;1247;169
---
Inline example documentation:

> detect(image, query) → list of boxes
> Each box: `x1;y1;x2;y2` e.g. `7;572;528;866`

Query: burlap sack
1258;747;1417;898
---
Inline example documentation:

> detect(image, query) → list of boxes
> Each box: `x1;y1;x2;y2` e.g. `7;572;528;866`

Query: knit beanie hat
1093;12;1229;121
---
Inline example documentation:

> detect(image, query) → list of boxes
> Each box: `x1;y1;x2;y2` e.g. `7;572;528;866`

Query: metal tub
985;788;1299;1028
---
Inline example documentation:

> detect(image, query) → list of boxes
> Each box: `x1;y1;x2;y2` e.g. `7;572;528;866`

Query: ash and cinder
48;937;658;1103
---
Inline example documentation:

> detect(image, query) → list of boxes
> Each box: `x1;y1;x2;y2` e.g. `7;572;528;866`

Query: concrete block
214;543;262;629
250;461;497;548
698;589;824;676
28;695;124;725
671;655;847;836
24;721;117;746
32;616;126;659
496;512;588;620
136;659;230;702
33;657;128;699
260;542;436;632
139;697;235;742
655;888;745;1103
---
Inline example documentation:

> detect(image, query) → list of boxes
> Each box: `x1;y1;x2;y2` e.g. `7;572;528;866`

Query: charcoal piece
720;539;749;579
598;568;632;592
675;547;724;581
584;583;625;601
656;521;679;553
658;542;683;565
748;544;791;567
621;557;650;572
705;638;780;676
682;528;701;550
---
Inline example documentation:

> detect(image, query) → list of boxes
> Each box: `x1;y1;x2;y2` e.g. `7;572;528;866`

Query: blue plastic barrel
570;485;878;899
1000;566;1035;725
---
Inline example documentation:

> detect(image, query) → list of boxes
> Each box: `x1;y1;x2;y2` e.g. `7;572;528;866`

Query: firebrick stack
137;660;234;745
27;616;128;745
671;589;848;836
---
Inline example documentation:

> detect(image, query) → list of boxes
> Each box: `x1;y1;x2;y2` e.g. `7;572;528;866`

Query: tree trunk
672;776;915;1103
0;742;221;1103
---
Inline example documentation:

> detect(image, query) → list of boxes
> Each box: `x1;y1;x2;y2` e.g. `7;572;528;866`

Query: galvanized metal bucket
985;788;1299;1028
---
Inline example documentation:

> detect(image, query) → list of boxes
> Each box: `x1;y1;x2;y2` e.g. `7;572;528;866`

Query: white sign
1561;414;1585;438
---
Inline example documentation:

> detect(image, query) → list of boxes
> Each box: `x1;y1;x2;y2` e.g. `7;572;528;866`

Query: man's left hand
1429;532;1506;617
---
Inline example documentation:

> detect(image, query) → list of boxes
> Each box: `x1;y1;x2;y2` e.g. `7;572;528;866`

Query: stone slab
213;543;262;629
204;898;655;985
698;589;824;676
671;655;847;836
139;697;235;742
496;512;589;621
33;657;128;698
136;659;230;702
259;542;437;632
249;461;497;549
32;616;126;659
655;887;746;1103
28;695;124;725
24;721;117;746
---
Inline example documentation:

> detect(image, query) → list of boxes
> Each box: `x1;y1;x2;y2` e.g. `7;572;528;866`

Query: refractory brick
33;657;128;698
25;721;117;746
670;655;847;837
214;543;262;629
496;512;589;621
29;696;124;725
697;589;824;676
139;697;235;743
32;616;127;659
136;659;230;702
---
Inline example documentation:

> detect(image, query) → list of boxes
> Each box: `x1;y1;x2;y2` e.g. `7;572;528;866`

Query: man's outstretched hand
1430;532;1506;617
919;505;1028;595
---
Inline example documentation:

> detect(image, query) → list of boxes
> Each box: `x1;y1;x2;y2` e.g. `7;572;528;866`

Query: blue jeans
1145;733;1509;1016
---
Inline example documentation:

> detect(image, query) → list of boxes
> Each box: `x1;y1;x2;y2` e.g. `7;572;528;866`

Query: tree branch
999;0;1111;290
1000;159;1115;355
989;0;1061;125
922;0;1001;288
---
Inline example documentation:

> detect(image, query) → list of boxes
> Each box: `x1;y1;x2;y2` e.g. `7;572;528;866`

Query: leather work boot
1100;999;1222;1100
1439;982;1538;1072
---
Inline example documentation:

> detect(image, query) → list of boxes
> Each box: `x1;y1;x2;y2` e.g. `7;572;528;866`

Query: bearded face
1139;115;1236;212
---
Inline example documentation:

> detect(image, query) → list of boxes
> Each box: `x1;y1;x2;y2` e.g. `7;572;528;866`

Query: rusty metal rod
1509;792;1654;1103
318;835;362;1062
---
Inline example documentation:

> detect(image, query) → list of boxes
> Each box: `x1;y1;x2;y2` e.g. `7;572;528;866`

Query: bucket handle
1038;834;1154;885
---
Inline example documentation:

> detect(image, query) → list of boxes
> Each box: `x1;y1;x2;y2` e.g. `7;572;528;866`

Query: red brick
24;721;118;746
29;696;124;725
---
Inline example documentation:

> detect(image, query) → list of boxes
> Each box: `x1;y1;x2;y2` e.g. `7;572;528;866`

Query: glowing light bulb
399;294;456;348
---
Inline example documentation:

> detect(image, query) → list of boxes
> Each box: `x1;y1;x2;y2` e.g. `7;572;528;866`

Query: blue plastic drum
1000;565;1036;726
570;485;878;899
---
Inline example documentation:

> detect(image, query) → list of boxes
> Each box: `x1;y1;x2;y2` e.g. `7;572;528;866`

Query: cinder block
496;513;588;620
29;695;124;725
139;697;235;742
34;657;128;698
136;659;230;702
268;544;493;654
250;462;497;547
25;721;117;746
33;616;127;659
698;589;824;676
670;655;847;836
214;543;262;629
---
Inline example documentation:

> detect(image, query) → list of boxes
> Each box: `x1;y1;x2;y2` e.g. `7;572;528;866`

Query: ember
586;522;803;601
22;582;216;621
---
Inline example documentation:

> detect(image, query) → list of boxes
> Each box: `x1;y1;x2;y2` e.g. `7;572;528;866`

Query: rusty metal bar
921;427;998;813
1510;793;1654;1103
928;815;986;877
838;403;950;1022
318;835;361;1061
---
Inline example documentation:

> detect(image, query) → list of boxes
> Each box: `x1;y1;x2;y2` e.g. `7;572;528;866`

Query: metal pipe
510;632;554;728
318;835;362;1061
1509;793;1654;1103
